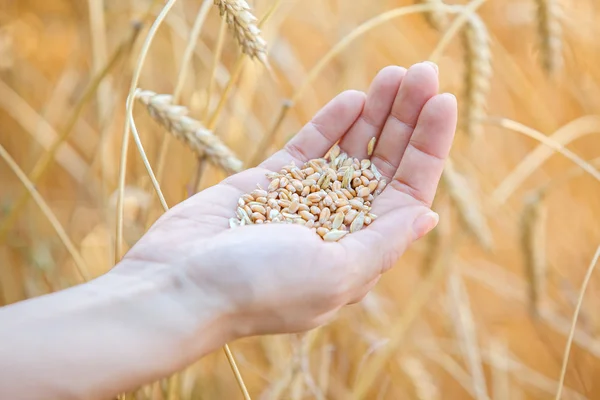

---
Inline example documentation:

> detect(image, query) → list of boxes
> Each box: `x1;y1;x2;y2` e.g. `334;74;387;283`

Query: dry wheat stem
155;0;213;185
204;18;228;120
484;117;600;186
399;356;439;400
492;115;600;205
352;233;465;399
422;350;478;398
489;339;511;400
116;0;177;262
442;158;493;250
462;12;492;140
535;0;563;74
461;260;600;360
0;27;139;242
447;270;489;400
419;0;449;31
0;143;90;281
259;2;475;164
136;89;243;174
418;339;588;400
214;0;268;64
520;192;547;316
231;144;385;240
555;246;600;400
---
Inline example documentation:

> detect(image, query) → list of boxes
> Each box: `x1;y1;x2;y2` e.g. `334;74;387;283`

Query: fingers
370;62;439;180
391;93;457;207
337;66;406;158
260;90;366;171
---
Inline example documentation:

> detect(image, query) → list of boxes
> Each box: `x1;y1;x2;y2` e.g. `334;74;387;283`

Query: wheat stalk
556;246;600;400
399;356;439;400
135;89;243;174
442;159;493;250
534;0;563;75
447;270;489;400
214;0;268;65
462;12;492;140
520;191;547;316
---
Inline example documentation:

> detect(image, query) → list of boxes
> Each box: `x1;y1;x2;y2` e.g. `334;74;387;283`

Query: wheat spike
534;0;563;75
462;13;492;140
135;89;243;174
417;0;449;31
442;159;493;250
520;191;547;316
214;0;268;65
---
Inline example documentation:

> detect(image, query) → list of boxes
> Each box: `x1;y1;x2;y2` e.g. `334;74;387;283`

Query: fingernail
423;61;438;74
412;211;439;240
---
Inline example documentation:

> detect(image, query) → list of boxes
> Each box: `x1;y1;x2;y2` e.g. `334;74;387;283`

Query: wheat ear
418;0;449;31
442;159;493;250
462;12;491;140
213;0;268;65
534;0;563;74
135;89;243;174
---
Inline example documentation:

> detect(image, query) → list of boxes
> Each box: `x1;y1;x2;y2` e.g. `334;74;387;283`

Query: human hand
122;62;457;340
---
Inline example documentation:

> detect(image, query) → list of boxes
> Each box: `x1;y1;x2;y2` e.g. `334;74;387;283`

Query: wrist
100;258;236;367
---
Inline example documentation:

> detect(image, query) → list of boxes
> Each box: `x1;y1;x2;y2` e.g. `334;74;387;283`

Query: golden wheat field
1;0;600;398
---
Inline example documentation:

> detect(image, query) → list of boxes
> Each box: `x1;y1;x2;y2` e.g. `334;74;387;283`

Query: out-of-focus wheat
534;0;563;75
520;191;547;316
135;89;243;174
442;159;493;250
418;0;449;31
462;13;491;140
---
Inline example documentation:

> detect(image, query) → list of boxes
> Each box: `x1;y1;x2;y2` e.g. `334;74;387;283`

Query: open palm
125;63;457;336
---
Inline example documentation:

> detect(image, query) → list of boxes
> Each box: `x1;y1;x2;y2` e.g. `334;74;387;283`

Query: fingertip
375;65;407;81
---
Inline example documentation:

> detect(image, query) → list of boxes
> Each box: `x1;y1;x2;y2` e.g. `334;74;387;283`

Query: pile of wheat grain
230;143;387;241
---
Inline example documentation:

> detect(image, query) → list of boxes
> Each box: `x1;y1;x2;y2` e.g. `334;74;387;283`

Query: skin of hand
121;61;457;338
0;62;457;400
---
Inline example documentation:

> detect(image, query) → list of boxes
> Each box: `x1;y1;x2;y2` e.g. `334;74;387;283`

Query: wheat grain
534;0;563;75
135;89;243;174
214;0;268;65
520;191;547;316
231;144;386;241
462;12;491;140
442;159;493;250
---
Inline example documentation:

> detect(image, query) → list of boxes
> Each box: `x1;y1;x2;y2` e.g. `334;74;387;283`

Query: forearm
0;262;231;400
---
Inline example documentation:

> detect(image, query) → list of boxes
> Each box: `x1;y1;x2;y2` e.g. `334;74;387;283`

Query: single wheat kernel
324;229;348;242
344;209;359;225
317;227;329;237
319;208;331;224
332;213;344;229
357;187;371;197
329;144;341;160
367;137;377;156
350;212;365;233
251;204;266;214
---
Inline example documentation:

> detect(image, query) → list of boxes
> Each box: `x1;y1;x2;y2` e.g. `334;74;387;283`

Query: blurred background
1;0;599;398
